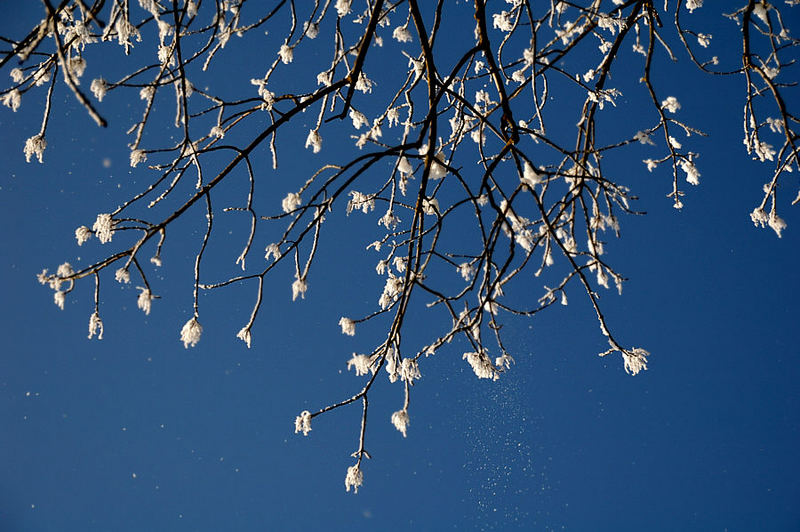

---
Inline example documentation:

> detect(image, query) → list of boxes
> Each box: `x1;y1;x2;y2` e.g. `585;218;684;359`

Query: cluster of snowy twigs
2;0;797;491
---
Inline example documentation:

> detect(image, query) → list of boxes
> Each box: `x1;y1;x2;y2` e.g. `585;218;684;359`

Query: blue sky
1;2;799;531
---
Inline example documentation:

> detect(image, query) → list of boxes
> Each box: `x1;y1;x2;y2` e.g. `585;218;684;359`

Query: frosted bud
398;156;413;175
236;326;252;348
265;243;281;261
463;351;499;380
130;149;147;168
54;291;66;310
339;317;356;336
623;348;649;376
305;129;322;153
347;353;373;376
304;21;319;39
137;288;153;315
661;96;681;113
336;0;352;17
292;277;308;301
393;26;412;43
278;44;293;64
180;317;202;348
344;464;363;493
115;268;131;284
23;135;47;163
282;192;301;213
88;311;104;340
294;410;312;436
391;409;410;437
521;162;541;188
92;214;115;244
2;89;21;111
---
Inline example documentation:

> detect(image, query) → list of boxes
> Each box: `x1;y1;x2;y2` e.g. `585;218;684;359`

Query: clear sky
1;2;799;531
